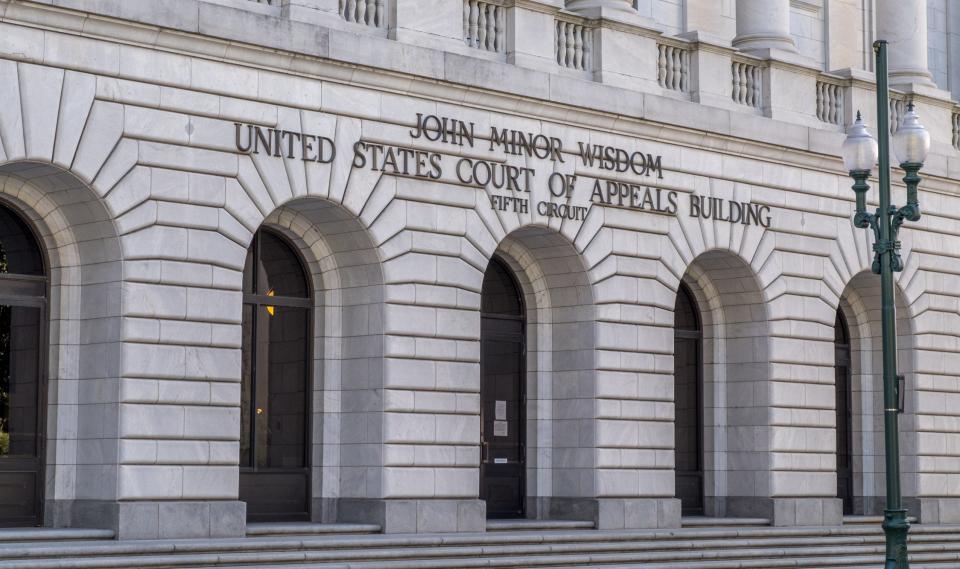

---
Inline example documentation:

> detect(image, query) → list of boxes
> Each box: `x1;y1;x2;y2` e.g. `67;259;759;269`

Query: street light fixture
842;40;929;569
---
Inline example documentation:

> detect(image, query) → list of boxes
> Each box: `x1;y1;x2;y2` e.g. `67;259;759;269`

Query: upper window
0;207;43;277
481;257;523;317
675;283;701;332
243;230;309;299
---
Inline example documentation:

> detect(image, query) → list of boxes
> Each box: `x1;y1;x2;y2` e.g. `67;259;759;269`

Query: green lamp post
841;40;930;569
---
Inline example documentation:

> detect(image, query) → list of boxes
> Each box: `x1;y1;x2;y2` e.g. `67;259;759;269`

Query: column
876;0;935;87
732;0;796;53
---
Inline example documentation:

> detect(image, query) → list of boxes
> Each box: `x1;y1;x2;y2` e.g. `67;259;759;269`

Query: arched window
0;204;47;527
674;282;703;515
240;229;312;522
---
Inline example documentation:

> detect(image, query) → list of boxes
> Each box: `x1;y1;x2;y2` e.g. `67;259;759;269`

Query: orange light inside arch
266;288;275;316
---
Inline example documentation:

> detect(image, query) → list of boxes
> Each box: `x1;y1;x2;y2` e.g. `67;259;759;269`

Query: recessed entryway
239;229;312;522
479;257;526;519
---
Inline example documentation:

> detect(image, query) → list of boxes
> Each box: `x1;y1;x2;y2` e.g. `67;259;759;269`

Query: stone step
0;534;903;560
2;532;960;569
3;523;960;560
2;524;960;569
681;516;771;527
209;562;958;569
246;523;381;537
27;543;959;569
486;520;594;531
0;529;115;543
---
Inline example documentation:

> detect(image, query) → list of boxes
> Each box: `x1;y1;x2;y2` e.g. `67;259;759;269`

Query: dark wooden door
480;258;525;519
674;284;703;516
835;311;854;515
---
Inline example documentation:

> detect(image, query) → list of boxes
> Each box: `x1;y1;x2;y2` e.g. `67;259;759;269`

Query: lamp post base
883;509;910;569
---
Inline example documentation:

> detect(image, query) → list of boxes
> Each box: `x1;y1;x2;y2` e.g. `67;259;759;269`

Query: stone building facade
0;0;958;540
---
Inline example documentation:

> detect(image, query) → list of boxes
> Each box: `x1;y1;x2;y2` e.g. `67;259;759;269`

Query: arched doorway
0;204;47;527
480;257;526;519
835;309;853;515
674;282;703;516
240;228;312;522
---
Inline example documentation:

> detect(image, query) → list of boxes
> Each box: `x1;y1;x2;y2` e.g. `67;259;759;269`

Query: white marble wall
0;0;959;539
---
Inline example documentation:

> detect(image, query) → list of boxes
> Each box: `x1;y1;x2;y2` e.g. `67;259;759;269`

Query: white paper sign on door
495;400;507;420
494;420;508;437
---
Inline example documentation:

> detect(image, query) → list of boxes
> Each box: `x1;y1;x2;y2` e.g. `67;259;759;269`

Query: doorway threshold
681;516;771;527
246;522;382;537
486;519;595;531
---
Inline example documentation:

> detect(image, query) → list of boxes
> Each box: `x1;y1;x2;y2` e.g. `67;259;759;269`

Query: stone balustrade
555;18;593;72
463;0;505;53
816;78;844;126
732;59;763;109
657;42;690;94
341;0;386;28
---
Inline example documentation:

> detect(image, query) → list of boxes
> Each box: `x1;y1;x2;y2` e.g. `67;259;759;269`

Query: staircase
0;523;959;568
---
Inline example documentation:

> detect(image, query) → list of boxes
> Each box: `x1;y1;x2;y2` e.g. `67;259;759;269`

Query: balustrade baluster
657;45;666;87
478;6;487;51
484;6;496;51
495;6;504;53
355;0;365;24
365;0;375;25
573;26;583;70
671;48;681;91
582;28;593;71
